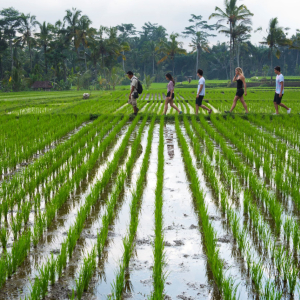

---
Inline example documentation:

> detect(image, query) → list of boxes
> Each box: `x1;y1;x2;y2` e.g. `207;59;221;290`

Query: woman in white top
163;73;182;115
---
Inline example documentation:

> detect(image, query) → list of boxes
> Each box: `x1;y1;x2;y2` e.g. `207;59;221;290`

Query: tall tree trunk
237;42;240;67
296;50;299;67
0;56;2;80
153;55;155;75
64;59;67;82
122;50;125;71
172;58;175;76
283;52;286;75
29;41;32;72
196;48;199;79
229;23;233;82
84;50;87;71
270;48;273;85
10;38;13;72
102;53;106;78
44;44;47;74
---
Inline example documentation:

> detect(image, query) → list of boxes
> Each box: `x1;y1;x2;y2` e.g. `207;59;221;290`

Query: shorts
236;89;244;97
274;93;283;104
128;95;137;107
166;91;174;99
196;96;204;106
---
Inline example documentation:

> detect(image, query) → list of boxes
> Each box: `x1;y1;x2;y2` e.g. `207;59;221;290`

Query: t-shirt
276;74;284;94
167;81;174;92
197;77;205;96
131;76;138;93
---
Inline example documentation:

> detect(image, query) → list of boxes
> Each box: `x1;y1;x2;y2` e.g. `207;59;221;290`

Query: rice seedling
0;226;8;251
174;115;238;299
151;116;166;300
110;116;155;299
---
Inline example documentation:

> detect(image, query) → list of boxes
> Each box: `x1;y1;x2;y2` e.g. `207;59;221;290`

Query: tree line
0;0;299;91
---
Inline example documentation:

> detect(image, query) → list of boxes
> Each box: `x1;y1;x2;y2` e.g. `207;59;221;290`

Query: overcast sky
3;0;300;48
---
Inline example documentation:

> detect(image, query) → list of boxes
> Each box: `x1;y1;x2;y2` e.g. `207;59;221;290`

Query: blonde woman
225;67;249;114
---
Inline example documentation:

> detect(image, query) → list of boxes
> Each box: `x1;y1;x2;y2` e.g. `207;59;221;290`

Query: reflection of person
165;126;174;159
273;66;291;115
163;73;182;115
196;69;212;115
126;71;139;116
225;67;249;114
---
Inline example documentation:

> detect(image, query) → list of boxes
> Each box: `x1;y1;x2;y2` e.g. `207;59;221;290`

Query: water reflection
165;125;174;159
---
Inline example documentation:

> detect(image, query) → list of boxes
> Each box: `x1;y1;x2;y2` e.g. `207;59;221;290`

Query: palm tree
233;24;251;67
17;13;39;71
35;22;53;74
108;67;124;90
290;29;300;70
0;29;8;79
96;26;128;78
75;16;95;70
189;32;210;77
182;15;216;77
209;0;253;80
142;74;155;89
63;8;82;50
259;18;291;84
157;33;186;75
117;23;135;71
142;40;158;75
0;7;22;71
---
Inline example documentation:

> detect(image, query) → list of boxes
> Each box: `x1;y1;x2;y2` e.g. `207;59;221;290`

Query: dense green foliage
1;3;300;92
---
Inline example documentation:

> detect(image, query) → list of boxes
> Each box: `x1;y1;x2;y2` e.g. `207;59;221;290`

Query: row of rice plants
0;115;113;223
235;116;300;206
0;115;118;280
110;116;156;299
174;116;238;299
183;117;268;296
150;116;166;299
25;116;144;300
0;116;129;288
0;114;89;174
216;115;300;219
0;116;118;244
53;98;124;115
72;116;153;299
248;115;300;148
0;114;108;209
197;116;300;283
186;116;297;297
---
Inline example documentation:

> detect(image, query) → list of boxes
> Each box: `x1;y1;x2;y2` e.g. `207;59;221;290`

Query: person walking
163;73;182;115
273;66;291;115
225;67;249;114
127;71;139;116
196;69;212;115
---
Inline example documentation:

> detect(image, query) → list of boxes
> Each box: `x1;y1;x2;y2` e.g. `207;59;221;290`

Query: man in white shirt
127;71;139;116
196;69;212;115
273;66;291;114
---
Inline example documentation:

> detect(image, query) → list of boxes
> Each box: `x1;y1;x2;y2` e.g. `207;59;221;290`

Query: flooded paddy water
1;92;300;300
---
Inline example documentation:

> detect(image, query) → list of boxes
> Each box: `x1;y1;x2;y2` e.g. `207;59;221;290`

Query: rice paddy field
1;88;300;300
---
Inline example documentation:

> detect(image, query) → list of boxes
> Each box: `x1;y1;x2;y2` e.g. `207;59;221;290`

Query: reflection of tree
165;126;174;159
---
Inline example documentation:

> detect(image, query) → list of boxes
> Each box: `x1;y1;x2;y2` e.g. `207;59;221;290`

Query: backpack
137;80;143;94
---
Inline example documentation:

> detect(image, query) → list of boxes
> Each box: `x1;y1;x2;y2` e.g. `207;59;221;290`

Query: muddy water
178;123;252;299
42;123;151;300
0;123;133;300
158;123;216;300
123;124;159;299
80;123;150;299
184;121;300;299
